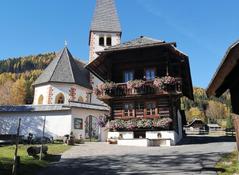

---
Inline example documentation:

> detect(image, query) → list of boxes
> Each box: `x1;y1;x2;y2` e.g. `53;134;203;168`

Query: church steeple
89;0;121;62
91;0;121;33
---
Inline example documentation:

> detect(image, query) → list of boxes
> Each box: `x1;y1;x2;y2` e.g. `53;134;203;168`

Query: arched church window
55;93;65;104
106;37;112;46
78;96;84;102
99;37;104;46
38;95;44;104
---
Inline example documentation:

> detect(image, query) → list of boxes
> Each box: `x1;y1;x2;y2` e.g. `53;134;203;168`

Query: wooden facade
87;38;193;132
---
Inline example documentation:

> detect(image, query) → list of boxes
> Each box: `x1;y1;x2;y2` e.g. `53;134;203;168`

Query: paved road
38;136;236;175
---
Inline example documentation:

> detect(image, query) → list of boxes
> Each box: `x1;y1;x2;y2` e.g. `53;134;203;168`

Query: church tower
89;0;122;104
89;0;122;62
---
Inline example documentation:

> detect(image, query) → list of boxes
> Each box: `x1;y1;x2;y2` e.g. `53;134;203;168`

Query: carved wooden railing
96;78;182;99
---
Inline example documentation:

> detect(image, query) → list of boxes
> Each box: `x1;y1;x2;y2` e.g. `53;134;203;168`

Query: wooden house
86;36;193;146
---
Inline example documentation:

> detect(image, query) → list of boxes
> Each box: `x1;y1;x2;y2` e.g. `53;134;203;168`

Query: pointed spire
33;47;92;89
91;0;121;33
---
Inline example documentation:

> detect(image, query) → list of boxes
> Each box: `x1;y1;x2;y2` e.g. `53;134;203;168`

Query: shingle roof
0;103;109;113
207;40;239;97
33;47;92;89
69;101;109;111
0;105;70;112
91;0;121;33
100;36;171;52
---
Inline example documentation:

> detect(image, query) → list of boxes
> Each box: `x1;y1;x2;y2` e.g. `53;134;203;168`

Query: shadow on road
39;152;226;175
179;135;236;145
37;136;236;175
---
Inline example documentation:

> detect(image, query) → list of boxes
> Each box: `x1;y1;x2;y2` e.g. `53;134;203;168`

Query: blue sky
0;0;238;88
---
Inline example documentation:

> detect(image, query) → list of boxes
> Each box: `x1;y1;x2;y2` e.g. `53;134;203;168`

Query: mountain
0;53;56;104
182;87;231;126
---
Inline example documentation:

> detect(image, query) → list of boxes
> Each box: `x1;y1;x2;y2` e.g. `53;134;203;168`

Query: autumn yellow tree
186;107;205;123
11;78;26;105
0;80;14;105
206;100;227;122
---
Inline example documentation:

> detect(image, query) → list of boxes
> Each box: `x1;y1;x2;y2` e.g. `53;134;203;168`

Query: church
0;0;193;146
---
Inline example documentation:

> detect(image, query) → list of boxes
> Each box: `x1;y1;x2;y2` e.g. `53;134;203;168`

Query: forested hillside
0;53;55;104
182;87;231;126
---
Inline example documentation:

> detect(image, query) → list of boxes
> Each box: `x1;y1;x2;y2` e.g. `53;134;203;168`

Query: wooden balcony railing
96;78;182;100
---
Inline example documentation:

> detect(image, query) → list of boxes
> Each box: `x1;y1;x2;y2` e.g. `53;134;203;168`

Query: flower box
109;118;173;131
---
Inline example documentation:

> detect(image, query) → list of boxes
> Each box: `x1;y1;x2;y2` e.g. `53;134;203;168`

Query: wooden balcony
96;78;182;101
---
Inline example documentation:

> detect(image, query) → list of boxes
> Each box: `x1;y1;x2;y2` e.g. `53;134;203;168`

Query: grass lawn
0;144;71;175
216;150;239;175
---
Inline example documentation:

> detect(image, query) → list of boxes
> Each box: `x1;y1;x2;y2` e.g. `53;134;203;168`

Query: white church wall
51;83;91;104
89;32;121;105
90;76;104;105
0;111;71;138
34;83;93;105
33;84;50;105
71;108;108;139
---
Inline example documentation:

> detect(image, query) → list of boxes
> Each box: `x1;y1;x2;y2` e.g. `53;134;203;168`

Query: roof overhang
69;101;109;111
207;40;239;97
98;42;176;54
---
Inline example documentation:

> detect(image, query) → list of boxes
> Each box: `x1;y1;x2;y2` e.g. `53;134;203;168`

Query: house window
74;118;83;129
145;68;156;80
38;95;44;104
124;70;134;82
55;93;65;104
136;103;144;110
106;37;112;46
124;103;134;117
99;37;104;46
146;102;156;116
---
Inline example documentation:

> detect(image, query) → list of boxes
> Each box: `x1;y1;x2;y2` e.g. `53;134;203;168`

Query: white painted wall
99;127;108;142
108;131;134;139
0;107;109;140
33;83;93;105
146;131;178;145
33;84;50;105
0;111;71;138
91;76;105;105
108;130;180;146
71;107;109;139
